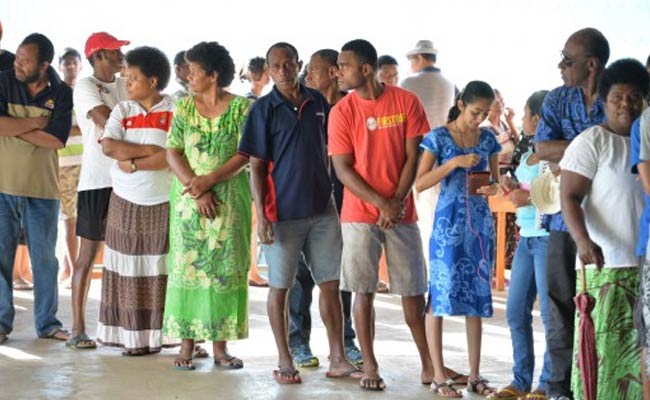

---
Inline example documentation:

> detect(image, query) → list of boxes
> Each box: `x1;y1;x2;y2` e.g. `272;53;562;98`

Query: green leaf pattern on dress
163;95;252;342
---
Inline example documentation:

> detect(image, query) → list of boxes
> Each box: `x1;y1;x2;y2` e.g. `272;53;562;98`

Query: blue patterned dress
421;127;501;317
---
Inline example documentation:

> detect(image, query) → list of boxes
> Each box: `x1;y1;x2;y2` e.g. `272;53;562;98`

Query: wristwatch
130;159;137;172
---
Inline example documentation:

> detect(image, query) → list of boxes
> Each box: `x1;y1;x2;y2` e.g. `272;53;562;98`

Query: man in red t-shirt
329;39;433;391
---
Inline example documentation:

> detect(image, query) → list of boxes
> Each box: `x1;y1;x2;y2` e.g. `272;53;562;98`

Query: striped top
102;95;174;205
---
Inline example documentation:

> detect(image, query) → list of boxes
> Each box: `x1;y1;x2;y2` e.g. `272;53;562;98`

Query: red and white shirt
102;95;174;205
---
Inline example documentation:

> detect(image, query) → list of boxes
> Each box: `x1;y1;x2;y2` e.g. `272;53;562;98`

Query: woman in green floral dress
163;41;251;371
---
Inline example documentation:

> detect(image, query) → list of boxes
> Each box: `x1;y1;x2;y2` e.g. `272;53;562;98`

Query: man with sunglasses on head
68;32;129;350
533;27;609;400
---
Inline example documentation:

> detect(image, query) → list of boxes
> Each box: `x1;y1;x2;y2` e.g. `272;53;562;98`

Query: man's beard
18;69;41;84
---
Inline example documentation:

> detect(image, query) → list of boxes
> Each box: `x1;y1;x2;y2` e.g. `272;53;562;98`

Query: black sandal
430;379;462;398
468;376;496;396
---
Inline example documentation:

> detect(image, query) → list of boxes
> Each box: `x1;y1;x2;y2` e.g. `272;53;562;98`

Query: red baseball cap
84;32;130;58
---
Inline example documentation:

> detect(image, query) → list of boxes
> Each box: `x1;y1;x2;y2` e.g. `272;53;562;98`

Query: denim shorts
340;222;427;296
264;199;342;289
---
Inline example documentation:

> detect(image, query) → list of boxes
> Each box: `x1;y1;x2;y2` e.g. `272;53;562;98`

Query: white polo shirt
102;95;174;205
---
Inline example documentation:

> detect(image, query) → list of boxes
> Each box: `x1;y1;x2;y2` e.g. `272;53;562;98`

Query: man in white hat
400;40;456;266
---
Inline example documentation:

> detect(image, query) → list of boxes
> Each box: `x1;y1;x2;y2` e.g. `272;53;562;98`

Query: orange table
489;195;516;291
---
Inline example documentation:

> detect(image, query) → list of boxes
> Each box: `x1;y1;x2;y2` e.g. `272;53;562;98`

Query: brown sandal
468;376;496;396
430;379;462;398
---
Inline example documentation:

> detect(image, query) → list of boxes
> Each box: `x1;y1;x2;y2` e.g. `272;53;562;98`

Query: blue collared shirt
238;84;332;221
534;85;605;231
630;116;650;256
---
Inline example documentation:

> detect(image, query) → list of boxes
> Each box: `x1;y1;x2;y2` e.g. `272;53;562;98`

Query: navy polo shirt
238;84;332;221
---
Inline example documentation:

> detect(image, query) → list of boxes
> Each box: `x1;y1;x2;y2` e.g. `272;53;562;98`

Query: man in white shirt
400;40;455;264
68;32;128;349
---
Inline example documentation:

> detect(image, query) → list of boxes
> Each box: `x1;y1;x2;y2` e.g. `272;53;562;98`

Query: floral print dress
421;127;501;317
163;95;252;341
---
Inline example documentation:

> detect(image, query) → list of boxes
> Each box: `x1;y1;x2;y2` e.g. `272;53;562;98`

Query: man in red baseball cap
67;31;129;350
84;32;129;59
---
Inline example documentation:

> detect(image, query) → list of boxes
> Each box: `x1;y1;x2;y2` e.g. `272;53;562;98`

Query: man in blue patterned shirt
534;28;609;400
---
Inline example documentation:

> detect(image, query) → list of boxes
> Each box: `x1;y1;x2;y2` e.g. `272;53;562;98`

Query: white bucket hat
406;40;438;57
530;170;561;214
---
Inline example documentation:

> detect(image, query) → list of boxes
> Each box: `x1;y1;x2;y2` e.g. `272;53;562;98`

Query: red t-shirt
328;85;430;224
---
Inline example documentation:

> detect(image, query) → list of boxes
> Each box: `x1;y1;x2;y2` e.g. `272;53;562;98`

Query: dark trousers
545;230;577;398
288;257;355;349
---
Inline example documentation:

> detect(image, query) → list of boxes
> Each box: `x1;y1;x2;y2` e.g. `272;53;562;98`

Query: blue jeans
288;255;355;349
506;236;551;392
0;193;62;337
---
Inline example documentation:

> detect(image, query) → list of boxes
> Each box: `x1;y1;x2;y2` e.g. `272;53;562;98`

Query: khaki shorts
340;222;427;296
264;199;342;289
59;165;81;221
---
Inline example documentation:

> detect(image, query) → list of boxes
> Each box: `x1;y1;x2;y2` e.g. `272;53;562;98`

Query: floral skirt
571;267;642;400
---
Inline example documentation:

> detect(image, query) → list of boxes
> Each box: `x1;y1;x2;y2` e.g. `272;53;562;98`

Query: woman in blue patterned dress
415;81;500;398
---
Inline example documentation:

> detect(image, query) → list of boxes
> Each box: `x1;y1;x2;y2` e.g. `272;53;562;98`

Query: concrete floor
0;275;546;400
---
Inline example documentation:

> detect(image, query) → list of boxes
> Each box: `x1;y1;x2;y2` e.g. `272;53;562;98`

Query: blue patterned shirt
534;86;605;231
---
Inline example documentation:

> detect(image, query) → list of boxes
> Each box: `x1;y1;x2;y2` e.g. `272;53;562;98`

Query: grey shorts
264;200;342;289
340;222;427;296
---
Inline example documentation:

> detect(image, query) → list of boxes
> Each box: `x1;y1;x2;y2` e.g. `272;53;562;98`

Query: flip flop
449;373;469;386
325;367;364;379
525;388;547;399
360;376;386;391
214;355;244;370
66;334;97;350
42;328;70;341
193;345;209;358
487;385;527;399
121;348;154;356
13;280;33;290
174;357;196;371
273;368;302;384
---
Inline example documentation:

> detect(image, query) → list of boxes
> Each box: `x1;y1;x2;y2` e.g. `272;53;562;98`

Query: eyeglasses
559;52;592;67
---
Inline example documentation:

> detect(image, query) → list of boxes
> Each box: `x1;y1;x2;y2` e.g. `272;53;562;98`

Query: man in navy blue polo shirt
0;33;73;344
239;42;361;384
534;27;608;400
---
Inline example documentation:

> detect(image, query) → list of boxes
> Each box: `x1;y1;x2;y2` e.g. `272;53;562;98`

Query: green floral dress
163;95;252;341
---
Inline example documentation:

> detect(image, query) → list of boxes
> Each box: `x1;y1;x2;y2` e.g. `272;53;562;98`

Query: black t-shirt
0;50;15;72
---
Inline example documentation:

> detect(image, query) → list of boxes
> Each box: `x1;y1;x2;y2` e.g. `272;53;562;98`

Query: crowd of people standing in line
2;21;650;400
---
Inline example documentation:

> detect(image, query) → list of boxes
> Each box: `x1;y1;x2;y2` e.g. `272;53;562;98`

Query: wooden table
489;194;516;291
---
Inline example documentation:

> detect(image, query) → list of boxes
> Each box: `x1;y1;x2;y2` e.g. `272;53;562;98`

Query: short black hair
598;58;650;100
20;33;54;65
526;90;549;116
377;55;398;69
447;80;495;122
173;50;186;67
247;57;266;80
572;28;610;67
186;41;235;88
312;49;339;68
342;39;378;70
125;46;171;91
266;42;299;64
59;47;81;64
646;53;650;70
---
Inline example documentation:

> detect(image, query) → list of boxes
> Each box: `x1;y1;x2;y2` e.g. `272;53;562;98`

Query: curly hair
598;58;650;100
125;46;171;90
185;42;235;88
